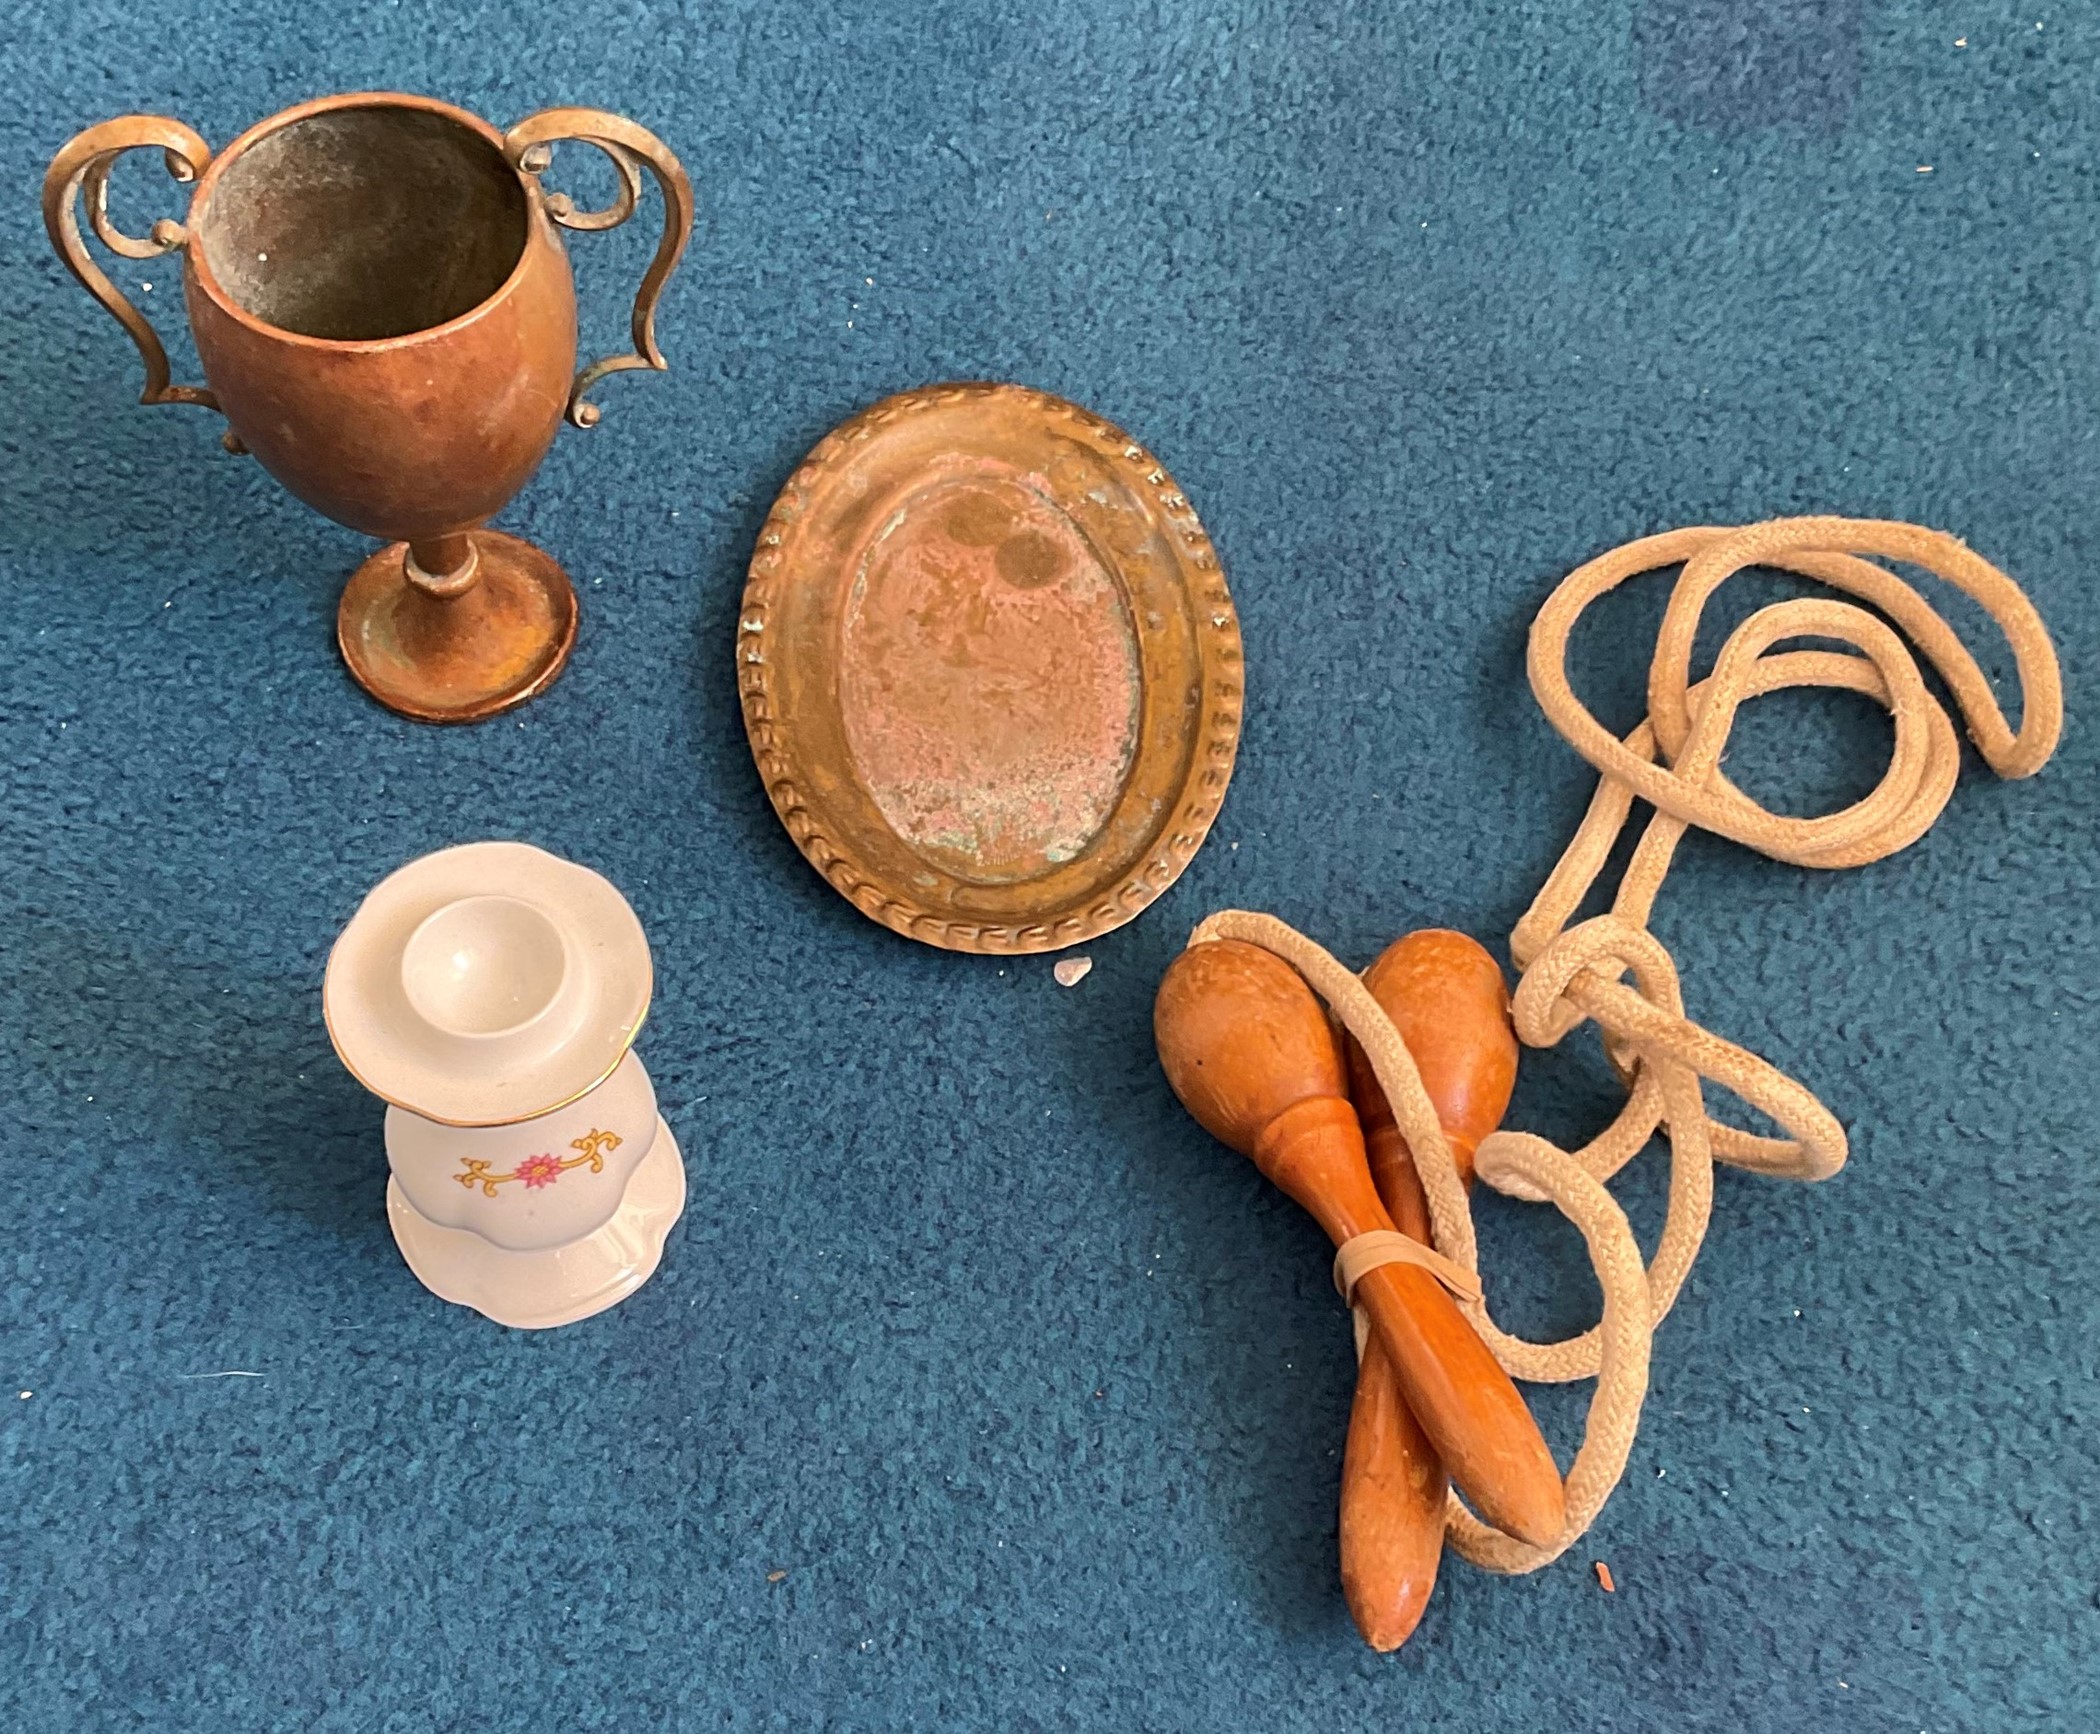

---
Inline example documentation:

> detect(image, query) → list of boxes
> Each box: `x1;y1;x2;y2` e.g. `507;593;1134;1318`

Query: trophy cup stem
405;535;483;599
337;529;580;724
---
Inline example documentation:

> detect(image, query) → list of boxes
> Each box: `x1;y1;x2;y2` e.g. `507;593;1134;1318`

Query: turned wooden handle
1345;927;1518;1193
1340;1316;1447;1649
1257;1097;1563;1548
1155;938;1561;1550
1339;929;1526;1647
1339;1118;1445;1648
1347;1240;1563;1548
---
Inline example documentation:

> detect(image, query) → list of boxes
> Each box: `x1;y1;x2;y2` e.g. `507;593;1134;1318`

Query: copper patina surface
740;382;1243;954
43;94;692;725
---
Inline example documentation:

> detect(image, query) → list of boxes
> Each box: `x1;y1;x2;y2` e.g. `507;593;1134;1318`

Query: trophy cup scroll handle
503;109;695;430
42;117;227;424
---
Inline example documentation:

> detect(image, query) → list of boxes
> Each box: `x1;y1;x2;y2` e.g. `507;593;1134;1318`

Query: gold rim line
321;986;652;1129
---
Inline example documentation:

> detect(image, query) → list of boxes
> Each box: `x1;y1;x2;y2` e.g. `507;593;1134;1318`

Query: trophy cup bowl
43;92;693;722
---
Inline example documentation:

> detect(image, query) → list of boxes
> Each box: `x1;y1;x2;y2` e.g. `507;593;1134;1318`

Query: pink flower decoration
515;1153;565;1190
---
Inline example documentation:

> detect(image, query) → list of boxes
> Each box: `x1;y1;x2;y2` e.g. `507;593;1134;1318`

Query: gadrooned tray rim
736;380;1244;955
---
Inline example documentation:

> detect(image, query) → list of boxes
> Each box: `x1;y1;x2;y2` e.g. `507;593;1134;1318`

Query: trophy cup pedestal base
338;528;579;723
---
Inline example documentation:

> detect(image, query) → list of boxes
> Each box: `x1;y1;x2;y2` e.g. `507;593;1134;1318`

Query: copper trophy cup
42;93;693;722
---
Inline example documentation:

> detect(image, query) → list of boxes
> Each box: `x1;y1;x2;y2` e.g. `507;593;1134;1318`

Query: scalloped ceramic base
386;1116;686;1328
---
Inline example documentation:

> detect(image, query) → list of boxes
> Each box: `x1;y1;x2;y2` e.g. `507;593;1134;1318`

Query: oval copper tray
738;382;1243;954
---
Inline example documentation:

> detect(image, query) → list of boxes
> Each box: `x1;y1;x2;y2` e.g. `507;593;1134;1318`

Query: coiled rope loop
1191;518;2061;1575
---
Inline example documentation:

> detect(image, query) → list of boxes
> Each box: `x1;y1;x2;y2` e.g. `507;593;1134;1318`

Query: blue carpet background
4;2;2096;1728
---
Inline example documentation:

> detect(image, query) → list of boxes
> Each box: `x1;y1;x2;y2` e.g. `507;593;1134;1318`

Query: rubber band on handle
1334;1230;1483;1309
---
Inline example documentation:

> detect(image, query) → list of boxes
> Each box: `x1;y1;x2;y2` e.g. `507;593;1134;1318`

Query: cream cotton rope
1187;516;2063;1576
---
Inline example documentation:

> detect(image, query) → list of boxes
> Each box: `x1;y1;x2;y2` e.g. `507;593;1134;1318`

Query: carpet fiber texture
4;2;2096;1728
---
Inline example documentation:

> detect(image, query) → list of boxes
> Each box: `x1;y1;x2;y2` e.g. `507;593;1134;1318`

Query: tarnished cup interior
197;106;528;342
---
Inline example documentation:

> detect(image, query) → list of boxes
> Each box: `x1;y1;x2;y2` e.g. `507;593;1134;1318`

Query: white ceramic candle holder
324;842;686;1328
